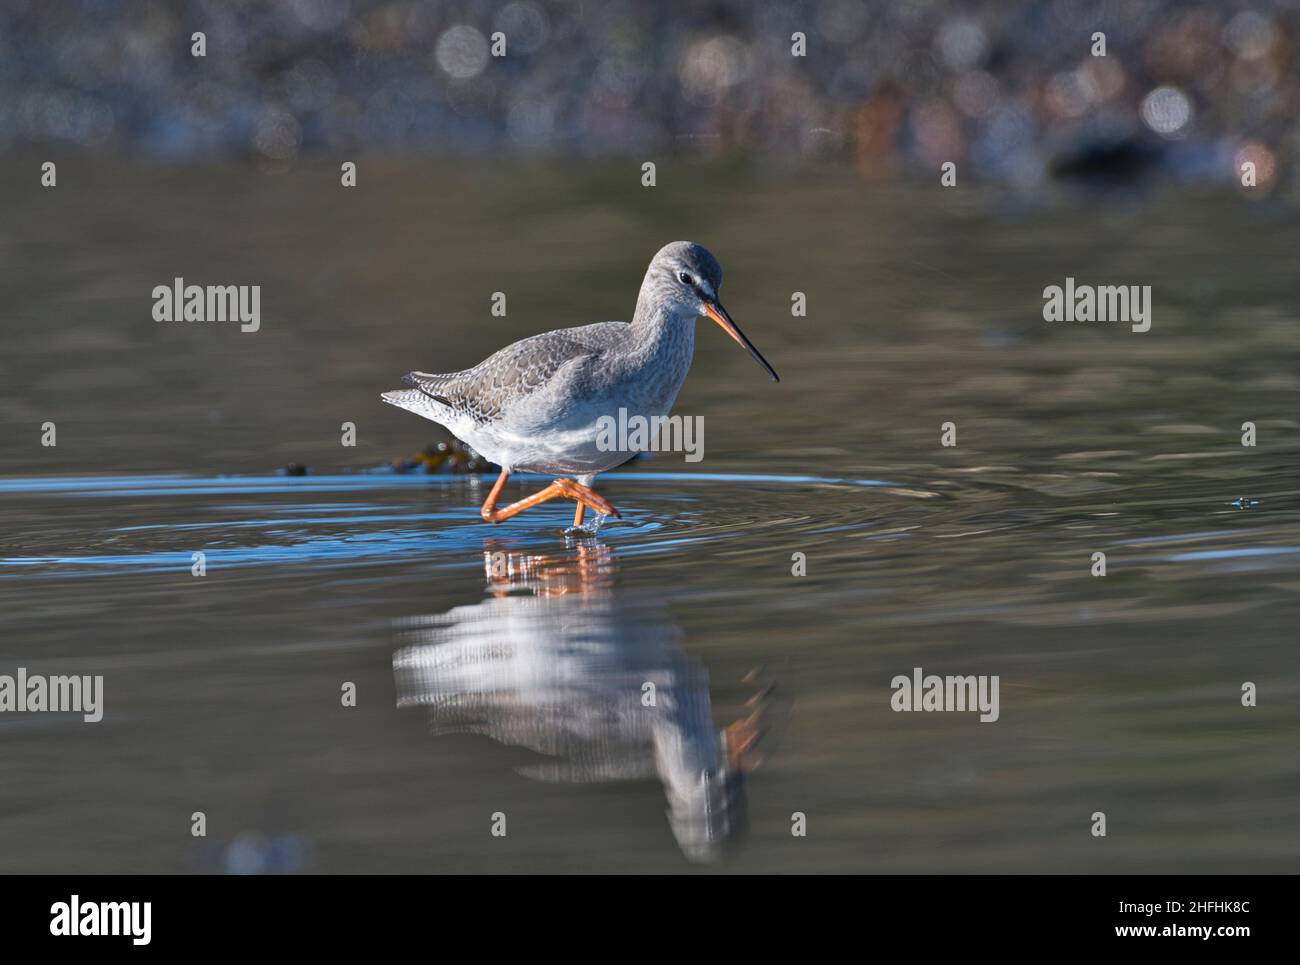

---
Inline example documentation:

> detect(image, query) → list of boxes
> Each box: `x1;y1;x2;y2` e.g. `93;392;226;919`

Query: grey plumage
382;241;775;477
399;323;629;425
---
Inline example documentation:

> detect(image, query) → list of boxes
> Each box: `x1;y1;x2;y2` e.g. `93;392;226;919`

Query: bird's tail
381;387;448;418
381;388;421;408
383;370;459;420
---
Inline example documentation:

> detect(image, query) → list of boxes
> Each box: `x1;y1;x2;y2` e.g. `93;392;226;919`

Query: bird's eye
678;271;691;285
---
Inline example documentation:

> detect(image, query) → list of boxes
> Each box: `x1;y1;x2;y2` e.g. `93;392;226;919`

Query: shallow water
1;161;1298;872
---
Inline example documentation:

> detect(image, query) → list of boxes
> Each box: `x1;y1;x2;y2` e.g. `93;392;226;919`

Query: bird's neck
616;301;695;402
629;301;695;358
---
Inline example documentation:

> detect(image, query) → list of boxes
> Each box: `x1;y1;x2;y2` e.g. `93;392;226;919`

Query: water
1;162;1298;872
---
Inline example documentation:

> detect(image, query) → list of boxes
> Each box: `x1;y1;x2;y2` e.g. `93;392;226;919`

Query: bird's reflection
393;539;765;862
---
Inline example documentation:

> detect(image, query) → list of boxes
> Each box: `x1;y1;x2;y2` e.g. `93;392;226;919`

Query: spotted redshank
382;241;779;527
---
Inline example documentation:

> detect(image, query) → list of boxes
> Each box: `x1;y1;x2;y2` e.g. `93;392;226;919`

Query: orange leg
724;711;763;771
479;469;620;523
573;502;585;528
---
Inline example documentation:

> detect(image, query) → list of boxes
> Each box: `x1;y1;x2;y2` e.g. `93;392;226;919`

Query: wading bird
383;242;779;528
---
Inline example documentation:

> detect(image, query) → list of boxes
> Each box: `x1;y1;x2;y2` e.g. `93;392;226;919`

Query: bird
382;241;779;528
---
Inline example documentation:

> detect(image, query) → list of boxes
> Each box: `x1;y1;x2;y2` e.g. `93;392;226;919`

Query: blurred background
0;2;1298;874
1;0;1296;194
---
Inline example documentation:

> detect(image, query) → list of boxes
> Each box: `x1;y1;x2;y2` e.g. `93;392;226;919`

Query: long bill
702;300;780;383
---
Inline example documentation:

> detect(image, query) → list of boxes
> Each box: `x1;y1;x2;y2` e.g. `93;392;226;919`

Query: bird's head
646;241;779;383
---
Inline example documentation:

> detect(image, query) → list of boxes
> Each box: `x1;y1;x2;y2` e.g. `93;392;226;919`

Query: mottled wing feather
402;323;627;424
